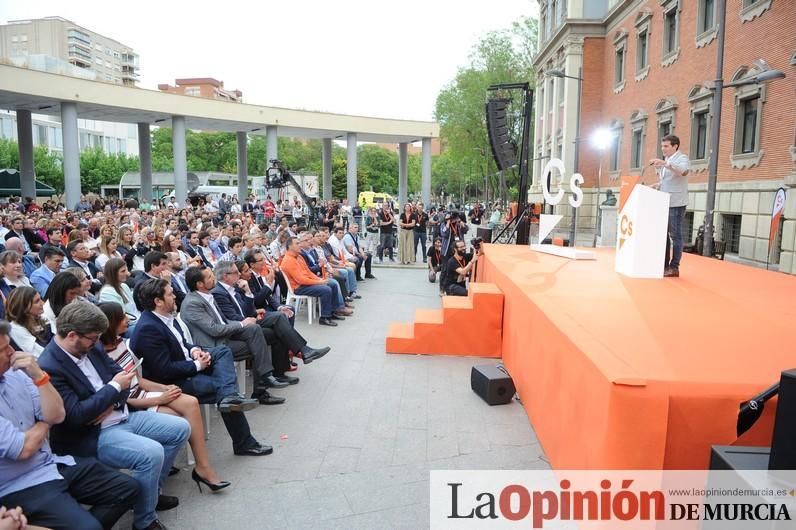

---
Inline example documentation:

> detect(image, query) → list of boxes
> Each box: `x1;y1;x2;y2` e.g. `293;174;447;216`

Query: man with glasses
38;303;190;530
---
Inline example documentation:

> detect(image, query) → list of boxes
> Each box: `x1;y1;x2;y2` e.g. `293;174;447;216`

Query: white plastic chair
285;279;321;324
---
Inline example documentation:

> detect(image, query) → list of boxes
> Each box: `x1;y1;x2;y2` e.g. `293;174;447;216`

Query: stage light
591;128;612;151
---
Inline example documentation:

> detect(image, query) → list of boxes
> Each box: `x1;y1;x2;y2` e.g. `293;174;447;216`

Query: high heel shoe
191;469;231;493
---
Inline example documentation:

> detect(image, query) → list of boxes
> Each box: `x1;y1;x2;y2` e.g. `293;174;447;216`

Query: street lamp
591;128;613;247
702;0;786;257
547;67;583;247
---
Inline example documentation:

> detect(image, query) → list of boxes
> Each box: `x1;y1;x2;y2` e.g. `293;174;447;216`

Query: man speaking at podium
650;134;690;278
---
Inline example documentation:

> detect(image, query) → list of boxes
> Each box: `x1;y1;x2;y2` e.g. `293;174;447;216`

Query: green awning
0;169;57;197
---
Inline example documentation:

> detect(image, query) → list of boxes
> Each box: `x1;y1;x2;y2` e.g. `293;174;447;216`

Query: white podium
614;176;670;278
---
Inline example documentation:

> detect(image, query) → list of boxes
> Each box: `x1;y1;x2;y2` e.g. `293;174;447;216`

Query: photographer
441;239;480;296
434;211;468;290
426;237;444;294
376;202;395;263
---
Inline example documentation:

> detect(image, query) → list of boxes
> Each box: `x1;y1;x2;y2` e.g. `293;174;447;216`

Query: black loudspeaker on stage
486;98;517;171
476;227;493;243
471;364;516;406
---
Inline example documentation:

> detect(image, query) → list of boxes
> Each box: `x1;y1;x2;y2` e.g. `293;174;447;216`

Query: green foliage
433;15;537;202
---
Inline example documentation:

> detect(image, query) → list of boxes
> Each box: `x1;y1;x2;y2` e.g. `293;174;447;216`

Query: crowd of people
0;193;387;530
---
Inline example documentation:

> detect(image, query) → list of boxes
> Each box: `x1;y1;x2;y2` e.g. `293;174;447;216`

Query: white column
531;79;545;194
346;133;357;205
15;110;36;199
61;102;81;210
550;75;561;159
236;132;248;203
322;138;332;200
172;116;188;207
137;123;152;203
561;39;584;176
398;142;408;206
266;125;278;164
421;138;432;205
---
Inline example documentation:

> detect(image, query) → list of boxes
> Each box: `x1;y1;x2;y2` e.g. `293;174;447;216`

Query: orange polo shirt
281;252;325;290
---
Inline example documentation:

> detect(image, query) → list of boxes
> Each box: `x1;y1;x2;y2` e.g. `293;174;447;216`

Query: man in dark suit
212;261;330;384
66;240;101;293
183;231;213;268
243;251;290;319
133;251;186;311
130;278;273;458
0;321;139;530
179;267;288;405
38;303;190;530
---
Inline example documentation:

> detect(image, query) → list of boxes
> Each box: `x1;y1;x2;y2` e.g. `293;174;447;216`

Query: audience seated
129;278;272;456
5;287;51;358
38;303;191;530
0;320;139;530
0;251;32;289
30;246;66;298
179;267;288;404
97;302;229;493
99;258;140;332
42;272;83;336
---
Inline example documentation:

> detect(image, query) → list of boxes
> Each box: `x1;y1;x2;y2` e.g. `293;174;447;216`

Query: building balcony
67;30;91;46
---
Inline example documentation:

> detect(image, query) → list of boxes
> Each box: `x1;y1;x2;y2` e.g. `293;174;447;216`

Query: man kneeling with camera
441;238;481;296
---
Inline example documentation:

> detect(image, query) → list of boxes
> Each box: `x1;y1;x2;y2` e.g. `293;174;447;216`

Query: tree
433;15;537;203
358;144;398;194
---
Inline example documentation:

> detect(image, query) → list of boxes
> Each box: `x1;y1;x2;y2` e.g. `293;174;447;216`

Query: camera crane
265;159;319;225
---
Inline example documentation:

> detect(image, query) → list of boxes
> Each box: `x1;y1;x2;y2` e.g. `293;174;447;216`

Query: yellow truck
358;191;397;211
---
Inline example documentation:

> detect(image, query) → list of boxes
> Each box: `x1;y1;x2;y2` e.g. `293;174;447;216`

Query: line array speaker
486;98;517;171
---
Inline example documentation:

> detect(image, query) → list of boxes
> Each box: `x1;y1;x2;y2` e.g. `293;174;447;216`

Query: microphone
640;161;656;186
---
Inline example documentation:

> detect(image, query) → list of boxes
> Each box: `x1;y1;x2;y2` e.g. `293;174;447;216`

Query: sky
1;0;537;122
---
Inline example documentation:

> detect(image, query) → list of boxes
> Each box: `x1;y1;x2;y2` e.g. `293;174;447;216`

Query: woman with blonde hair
6;286;52;358
95;235;123;271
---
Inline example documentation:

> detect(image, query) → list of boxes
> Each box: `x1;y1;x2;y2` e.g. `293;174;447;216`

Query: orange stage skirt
479;244;796;470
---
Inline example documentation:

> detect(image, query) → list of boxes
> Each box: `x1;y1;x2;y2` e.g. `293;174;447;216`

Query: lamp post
547;68;583;248
590;128;613;247
703;0;786;257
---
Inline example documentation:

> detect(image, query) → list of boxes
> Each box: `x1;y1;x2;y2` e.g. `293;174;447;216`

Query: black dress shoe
133;519;169;530
168;466;180;476
260;374;289;388
252;390;285;405
319;317;338;326
356;276;364;281
234;443;274;456
330;314;345;321
275;375;299;385
301;346;330;364
156;494;179;511
365;274;377;279
217;394;259;413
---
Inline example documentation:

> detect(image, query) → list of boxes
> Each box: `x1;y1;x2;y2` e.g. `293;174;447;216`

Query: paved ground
124;267;546;529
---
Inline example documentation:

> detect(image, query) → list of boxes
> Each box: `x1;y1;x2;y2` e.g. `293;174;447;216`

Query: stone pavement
126;267;547;530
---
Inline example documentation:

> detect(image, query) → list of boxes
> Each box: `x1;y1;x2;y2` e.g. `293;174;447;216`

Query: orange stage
479;244;796;470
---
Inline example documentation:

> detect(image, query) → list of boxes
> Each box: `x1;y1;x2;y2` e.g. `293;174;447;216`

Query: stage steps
385;282;504;357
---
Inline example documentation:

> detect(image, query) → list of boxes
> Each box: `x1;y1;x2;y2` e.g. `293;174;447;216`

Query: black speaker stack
486;98;517;172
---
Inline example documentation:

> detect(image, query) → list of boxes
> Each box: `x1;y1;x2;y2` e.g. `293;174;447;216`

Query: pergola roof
0;64;439;143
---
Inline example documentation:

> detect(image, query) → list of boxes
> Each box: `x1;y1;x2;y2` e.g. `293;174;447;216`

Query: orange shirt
280;252;325;290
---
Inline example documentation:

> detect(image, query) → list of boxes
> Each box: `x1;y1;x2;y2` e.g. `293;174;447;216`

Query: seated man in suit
30;246;66;298
133;251;187;311
38;303;190;530
65;240;101;295
179;268;288;405
183;231;213;268
130;278;272;457
212;261;330;383
242;252;292;324
0;320;139;530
